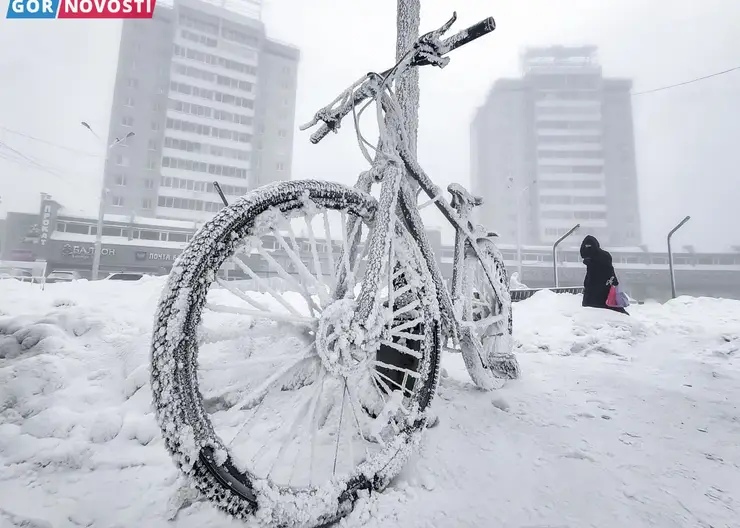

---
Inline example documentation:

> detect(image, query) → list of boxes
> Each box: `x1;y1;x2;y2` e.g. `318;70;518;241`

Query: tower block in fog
101;0;300;223
471;46;641;247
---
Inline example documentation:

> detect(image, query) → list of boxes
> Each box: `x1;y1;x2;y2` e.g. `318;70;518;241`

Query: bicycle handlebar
303;14;496;144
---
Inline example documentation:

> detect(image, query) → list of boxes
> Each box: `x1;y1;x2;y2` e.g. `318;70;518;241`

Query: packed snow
1;278;739;528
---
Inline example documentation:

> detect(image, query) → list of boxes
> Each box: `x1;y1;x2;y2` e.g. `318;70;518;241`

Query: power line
0;141;98;198
0;141;73;182
632;65;740;96
0;124;100;157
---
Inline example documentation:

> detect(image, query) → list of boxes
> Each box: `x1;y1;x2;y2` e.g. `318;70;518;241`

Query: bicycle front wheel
151;180;440;527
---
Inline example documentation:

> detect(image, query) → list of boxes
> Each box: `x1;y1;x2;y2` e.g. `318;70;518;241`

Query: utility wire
632;65;740;96
0;141;98;198
0;124;100;157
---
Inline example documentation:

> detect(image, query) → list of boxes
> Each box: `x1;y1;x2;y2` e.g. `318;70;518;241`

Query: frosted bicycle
151;12;516;528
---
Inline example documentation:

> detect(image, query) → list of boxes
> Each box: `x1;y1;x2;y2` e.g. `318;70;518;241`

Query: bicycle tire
151;180;441;527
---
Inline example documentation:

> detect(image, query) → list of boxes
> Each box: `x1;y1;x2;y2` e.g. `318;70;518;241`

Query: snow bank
1;280;739;527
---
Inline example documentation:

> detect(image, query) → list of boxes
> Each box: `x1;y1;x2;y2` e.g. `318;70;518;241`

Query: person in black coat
580;235;628;315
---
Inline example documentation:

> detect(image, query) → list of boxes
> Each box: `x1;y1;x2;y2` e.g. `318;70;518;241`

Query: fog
0;0;739;251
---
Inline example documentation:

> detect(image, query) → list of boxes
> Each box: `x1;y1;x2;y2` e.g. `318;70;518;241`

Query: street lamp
667;215;691;299
81;122;135;280
552;223;580;288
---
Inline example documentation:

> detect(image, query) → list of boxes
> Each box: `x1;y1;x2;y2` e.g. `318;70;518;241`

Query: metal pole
395;0;421;156
515;183;533;279
552;223;580;287
91;183;107;280
516;205;523;279
84;124;134;280
213;181;229;206
667;215;691;299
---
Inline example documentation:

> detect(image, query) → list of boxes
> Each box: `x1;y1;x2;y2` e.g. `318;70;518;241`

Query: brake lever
427;11;457;40
411;12;457;68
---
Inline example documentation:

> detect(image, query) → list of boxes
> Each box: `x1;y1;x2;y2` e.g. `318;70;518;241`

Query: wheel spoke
391;316;425;333
253;244;321;316
373;369;413;399
268;379;317;479
304;216;331;302
389;330;424;341
206;302;317;327
230;255;308;318
392;299;420;319
379;339;422;360
272;228;331;306
332;386;346;477
308;369;326;487
227;353;317;414
322;210;337;290
372;360;421;379
216;277;270;312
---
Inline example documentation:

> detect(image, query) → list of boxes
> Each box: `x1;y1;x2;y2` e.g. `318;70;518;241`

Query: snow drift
1;279;739;527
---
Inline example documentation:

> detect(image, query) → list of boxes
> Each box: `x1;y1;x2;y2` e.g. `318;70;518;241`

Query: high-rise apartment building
102;0;300;223
471;46;641;247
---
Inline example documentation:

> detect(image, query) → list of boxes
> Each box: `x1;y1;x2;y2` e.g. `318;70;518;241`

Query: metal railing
511;286;584;303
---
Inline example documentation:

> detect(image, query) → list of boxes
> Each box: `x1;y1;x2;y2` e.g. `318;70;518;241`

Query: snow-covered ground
1;279;739;528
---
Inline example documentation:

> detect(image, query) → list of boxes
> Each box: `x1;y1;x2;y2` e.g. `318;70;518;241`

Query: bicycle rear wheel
460;238;519;382
151;180;440;527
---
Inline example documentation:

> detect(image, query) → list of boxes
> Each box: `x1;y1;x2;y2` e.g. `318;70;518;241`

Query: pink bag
606;286;618;307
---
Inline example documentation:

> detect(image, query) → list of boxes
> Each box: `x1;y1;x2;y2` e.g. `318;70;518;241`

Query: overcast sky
0;0;739;251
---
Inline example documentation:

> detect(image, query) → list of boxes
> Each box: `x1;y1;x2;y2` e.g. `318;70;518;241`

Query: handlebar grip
310;124;333;144
309;84;374;144
443;17;496;54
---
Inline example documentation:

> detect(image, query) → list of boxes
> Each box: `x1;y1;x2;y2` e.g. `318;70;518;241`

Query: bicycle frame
303;13;505;345
338;91;504;348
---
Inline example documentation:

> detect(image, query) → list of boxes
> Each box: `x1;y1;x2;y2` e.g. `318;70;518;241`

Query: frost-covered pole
395;0;421;157
552;223;580;287
667;215;691;298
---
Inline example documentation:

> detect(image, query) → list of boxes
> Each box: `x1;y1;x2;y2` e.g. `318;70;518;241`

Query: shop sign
40;204;52;246
135;251;179;261
61;244;116;259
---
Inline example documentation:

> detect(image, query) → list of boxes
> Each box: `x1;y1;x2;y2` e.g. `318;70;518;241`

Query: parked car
46;270;82;284
0;267;35;282
104;272;148;281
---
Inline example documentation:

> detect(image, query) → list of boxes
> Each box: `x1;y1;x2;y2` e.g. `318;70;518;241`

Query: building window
121;115;134;127
115;155;129;167
147;159;157;170
277;129;287;139
153;102;161;112
144;178;155;189
148;140;157;151
130;59;137;71
124;96;135;107
276;162;285;171
142;198;153;209
151;121;160;131
127;78;138;88
114;173;127;186
112;196;124;207
102;226;124;237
